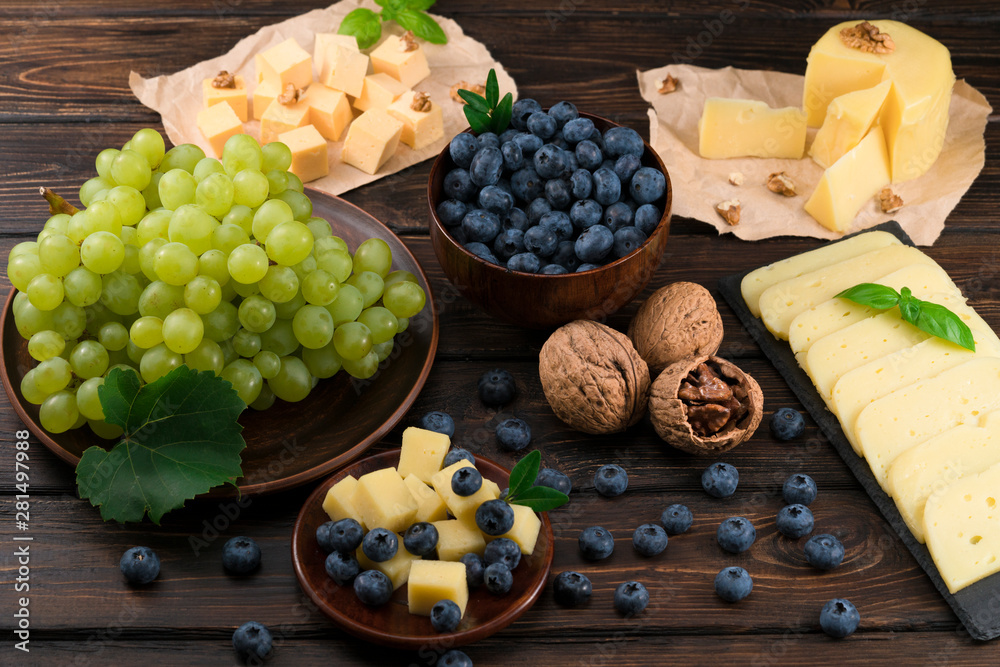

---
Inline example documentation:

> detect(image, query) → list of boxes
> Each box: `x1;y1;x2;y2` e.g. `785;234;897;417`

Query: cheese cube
408;560;469;617
810;80;892;169
483;479;501;499
433;519;486;561
202;75;248;122
398;426;451;484
278;125;329;183
403;473;450;523
804;126;892;233
304;83;353;141
431;460;501;526
353;467;417;533
387;91;444;150
254;54;266;84
356;538;418;590
314;33;369;98
252;80;279;121
322;475;364;528
260;98;311;145
495;504;541;555
370;34;431;89
353;73;409;113
697;98;807;159
341;109;403;175
257;38;312;91
196;103;244;158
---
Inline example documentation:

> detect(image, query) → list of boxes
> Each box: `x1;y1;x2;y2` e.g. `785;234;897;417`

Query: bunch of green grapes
8;129;427;438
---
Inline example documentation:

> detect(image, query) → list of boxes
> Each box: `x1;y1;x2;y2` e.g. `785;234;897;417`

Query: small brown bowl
427;112;672;329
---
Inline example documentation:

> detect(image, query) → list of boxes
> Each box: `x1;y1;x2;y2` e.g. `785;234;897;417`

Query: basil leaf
898;288;921;324
338;8;382;49
913;302;976;351
486;69;499;109
509;485;569;512
406;0;437;10
490;92;513;134
836;283;900;310
457;88;490;113
395;9;447;44
464;107;491;134
507;450;541;499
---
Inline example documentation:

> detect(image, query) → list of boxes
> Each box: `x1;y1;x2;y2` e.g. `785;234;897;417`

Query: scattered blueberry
222;536;261;575
404;522;439;556
593;463;628;497
614;581;649;616
475;499;515;536
324;550;360;585
495;417;532;451
461;553;485;589
120;546;160;585
770;407;806;440
484;562;513;595
430;599;462;633
553;570;592;606
776;504;815;539
449;134;478;168
444;447;476;467
820;598;860;638
714;567;753;602
484;537;521;570
702;462;739;498
633;523;668;557
804;534;845;570
478;368;517;406
353;569;393;606
535;467;572;494
419;411;455;438
327;518;364;553
660;504;693;535
783;474;818;506
439;650;474;667
232;621;272;662
316;521;338;553
361;527;398;563
717;516;756;553
452;466;483;497
629;167;666;204
579;526;614;560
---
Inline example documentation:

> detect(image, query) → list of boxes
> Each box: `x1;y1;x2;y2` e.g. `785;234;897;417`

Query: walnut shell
539;320;651;435
628;282;724;376
649;355;763;455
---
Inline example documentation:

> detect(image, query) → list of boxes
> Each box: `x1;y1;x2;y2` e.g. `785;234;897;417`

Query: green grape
13;301;55;338
158;143;205;174
139;342;183;383
89;419;124;440
195;172;235;218
220;281;237;303
38;234;80;277
352;238;393;278
346;270;384;308
183;275;222;314
273;290;306;319
26;273;64;311
250;382;276;411
138;238;167;282
98;321;129;351
383;269;418;289
120;225;138;247
8;253;43;291
138;280;185;319
251;199;293;243
83;200;124;237
232;169;269;208
62;267;102;307
342;351;379;380
262;142;293;172
238;295;276;333
154;241;199;285
70;340;110;379
219;338;237;365
301;269;340;306
211;223;250;255
333;321;372;361
269;355;311;402
141;172;164;210
357;306;398;344
252;350;281;379
137;209;172;245
28;330;65;361
265;169;287;196
291;254;317;282
40;391;80;434
184;338;225;375
131;128;166;169
12;290;28;313
305;217;332;240
43;213;71;234
259;319;299;356
10;241;39;259
79;176;116;208
258;265;299;303
50;302;87;340
314;236;349;255
95;148;120;180
76;376;106;420
301;340;343;379
193;156;226;182
130;316;164;349
126;340;144;364
168;204;218;255
202;301;240;343
397;317;409;333
292;305;334;349
232;279;261;298
284;171;304;193
222;204;254;233
80;231;125;274
198;248;231;286
222;134;264;176
221;359;263;405
100;271;142;315
158;168;198;210
111;148;152;191
372;340;394;363
233;328;262;357
383;281;427;319
20;369;49;405
107;185;146;226
227;244;269;283
326;284;364;326
65;211;90;245
121;244;142;275
162;308;204;354
315;248;353;283
265;220;313;266
34;357;72;394
275;189;312;221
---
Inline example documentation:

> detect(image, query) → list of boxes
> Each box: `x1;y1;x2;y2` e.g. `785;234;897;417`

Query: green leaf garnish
338;8;383;49
505;450;569;512
507;449;540;498
836;283;975;351
76;366;247;524
485;69;499;109
338;1;446;51
507;485;568;512
396;8;448;44
458;68;512;135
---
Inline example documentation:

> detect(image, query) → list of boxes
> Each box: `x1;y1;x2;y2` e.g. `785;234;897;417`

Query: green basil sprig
457;69;513;135
338;0;447;50
504;450;568;512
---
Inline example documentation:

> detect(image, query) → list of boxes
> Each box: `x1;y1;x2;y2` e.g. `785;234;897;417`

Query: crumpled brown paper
638;63;991;246
129;0;516;196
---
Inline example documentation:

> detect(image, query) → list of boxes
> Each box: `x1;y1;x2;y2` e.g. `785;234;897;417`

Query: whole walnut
628;282;724;376
539;320;650;435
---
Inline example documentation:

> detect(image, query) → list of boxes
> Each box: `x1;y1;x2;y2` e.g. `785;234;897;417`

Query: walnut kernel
400;30;418;52
656;74;678;94
879;187;904;213
766;172;796;197
450;81;486;103
277;83;304;105
728;172;744;186
212;70;236;89
716;200;741;226
840;21;895;54
411;91;432;112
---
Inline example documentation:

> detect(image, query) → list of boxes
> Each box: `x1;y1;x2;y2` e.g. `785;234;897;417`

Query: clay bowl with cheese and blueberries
427;103;671;329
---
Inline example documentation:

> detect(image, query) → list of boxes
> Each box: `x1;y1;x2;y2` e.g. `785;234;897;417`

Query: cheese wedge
809;80;892;169
698;98;807;159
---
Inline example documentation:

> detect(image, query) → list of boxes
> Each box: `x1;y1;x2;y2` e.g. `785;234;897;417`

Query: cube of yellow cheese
432;460;501;526
322;475;365;528
314;33;369;98
278;124;329;183
408;560;469;617
698;98;807;159
398;426;451;484
353;467;417;533
388;91;444;150
353;73;409;113
433;519;486;561
252;80;279;121
257;37;313;91
202;75;248;122
260;98;311;144
370;34;431;89
196;102;244;158
356;537;418;590
496;503;542;555
809;80;892;169
403;473;449;523
304;83;353;141
341;109;403;175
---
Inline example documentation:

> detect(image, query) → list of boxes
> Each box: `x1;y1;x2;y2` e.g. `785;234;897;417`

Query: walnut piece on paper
656;74;678;94
715;200;741;226
450;81;486;103
728;172;744;186
411;91;432;112
879;187;904;213
400;30;418;52
766;172;796;197
840;21;895;54
212;71;236;89
277;83;304;105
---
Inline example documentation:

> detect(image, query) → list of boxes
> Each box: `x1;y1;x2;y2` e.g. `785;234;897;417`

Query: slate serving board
718;221;1000;641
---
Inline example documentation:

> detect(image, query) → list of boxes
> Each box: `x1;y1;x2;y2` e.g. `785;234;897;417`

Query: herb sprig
338;0;447;50
505;450;569;512
457;69;513;135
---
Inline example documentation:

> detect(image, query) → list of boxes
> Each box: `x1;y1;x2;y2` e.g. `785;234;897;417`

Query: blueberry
232;621;273;662
553;571;592;607
594;463;628;497
574;224;614;263
511;166;544;202
576;263;600;272
544;178;573;210
629;167;666;204
120;546;160;585
541;264;568;274
501;141;524;171
603;201;633;232
437;199;468;226
452;466;483;497
222;536;261;575
476;499;515;536
461;553;485;589
443;168;477;202
449;133;478;168
524;225;559;258
461;209;501;244
570;169;593;200
430;599;462;632
539;211;573;241
470;147;504;187
603;126;645;158
633;523;668;557
558;149;578;178
776;504;814;539
324;550;360;585
527;111;558;139
493;228;526;262
820;598;860;638
614;581;649;616
511;98;542;131
533;144;567;180
550;240;581;272
548;101;579;127
419;410;455;437
634;203;661;236
702;462;739;498
484;537;521;571
804;534;845;570
507;252;542;273
503;207;529;232
592;167;622;206
535;467;572;494
770;407;805;440
513;132;543;157
783;474;818;506
361;527;398;562
495;417;532;451
444;447;476;467
526;197;553;224
478;184;514;215
660;504;693;535
613;226;647;259
575;139;603;170
550;134;570;151
570;199;603;229
439;650;474;667
563;117;596;144
353;569;393;606
316;521;338;553
495;177;512;195
717;516;756;553
714;566;753;602
478;368;516;406
579;526;614;560
464;241;499;264
449;225;469;245
477;131;500;150
403;521;439;556
614;153;642;184
484;562;513;595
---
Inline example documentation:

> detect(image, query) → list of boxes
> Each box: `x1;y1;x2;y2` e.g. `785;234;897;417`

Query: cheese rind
342;109;403;175
370;34;431;89
698;98;807;159
279;124;329;183
202;76;248;122
314;33;369;98
809;80;892;169
408;560;469;617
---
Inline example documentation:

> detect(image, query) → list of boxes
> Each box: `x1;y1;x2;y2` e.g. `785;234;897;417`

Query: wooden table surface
2;1;998;665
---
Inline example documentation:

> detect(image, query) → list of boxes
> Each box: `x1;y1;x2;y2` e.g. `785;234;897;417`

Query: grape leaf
76;366;247;524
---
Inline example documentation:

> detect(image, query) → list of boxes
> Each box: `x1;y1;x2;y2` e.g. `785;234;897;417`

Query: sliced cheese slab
889;411;1000;543
855;357;1000;491
740;230;900;318
758;244;935;339
923;461;1000;593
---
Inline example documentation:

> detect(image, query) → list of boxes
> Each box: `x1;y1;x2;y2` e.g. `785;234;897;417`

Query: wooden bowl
427;112;672;329
0;192;438;496
291;450;554;649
